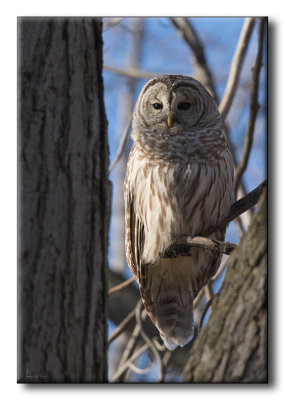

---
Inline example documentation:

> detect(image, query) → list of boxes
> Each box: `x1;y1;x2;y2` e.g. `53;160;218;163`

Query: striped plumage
124;75;233;350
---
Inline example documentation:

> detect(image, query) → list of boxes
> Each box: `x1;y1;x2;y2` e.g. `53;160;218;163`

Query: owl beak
167;114;173;128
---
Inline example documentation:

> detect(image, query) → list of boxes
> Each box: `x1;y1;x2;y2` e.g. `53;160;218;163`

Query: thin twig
193;285;206;308
135;303;164;382
210;255;229;282
198;295;215;333
108;114;132;174
126;357;154;375
110;343;149;382
103;17;123;30
204;282;214;312
104;65;156;80
234;18;266;196
219;18;256;120
161;351;173;382
152;336;166;352
108;276;135;296
108;307;136;345
170;17;218;102
117;300;143;370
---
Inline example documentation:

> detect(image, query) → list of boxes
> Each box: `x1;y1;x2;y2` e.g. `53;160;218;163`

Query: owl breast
128;142;233;265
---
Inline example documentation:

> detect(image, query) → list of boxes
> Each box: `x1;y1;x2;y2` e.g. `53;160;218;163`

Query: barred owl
124;75;234;350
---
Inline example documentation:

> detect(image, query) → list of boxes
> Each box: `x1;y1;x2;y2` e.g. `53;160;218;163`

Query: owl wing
125;188;145;282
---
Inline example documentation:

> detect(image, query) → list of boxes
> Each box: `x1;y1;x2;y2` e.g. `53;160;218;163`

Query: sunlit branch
108;307;136;345
110;343;149;382
103;17;123;30
234;18;266;196
135;302;164;382
170;17;218;102
104;64;156;80
117;300;143;372
219;18;256;120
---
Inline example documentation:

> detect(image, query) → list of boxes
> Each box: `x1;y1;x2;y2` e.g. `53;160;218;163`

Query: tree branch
161;180;267;259
108;114;132;174
161;237;236;258
108;276;135;296
219;18;256;120
234;18;266;196
108;307;136;345
104;64;156;80
170;17;218;102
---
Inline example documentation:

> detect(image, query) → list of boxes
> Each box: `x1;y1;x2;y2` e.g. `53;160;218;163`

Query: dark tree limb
161;237;236;258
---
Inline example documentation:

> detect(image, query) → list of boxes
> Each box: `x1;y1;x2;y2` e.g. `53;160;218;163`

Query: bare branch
198;295;215;333
126;356;154;375
205;179;267;236
108;114;132;174
170;17;218;101
135;303;164;382
103;18;123;30
234;18;266;195
117;300;144;371
219;18;256;120
161;236;236;258
161;180;267;259
231;179;267;222
210;255;229;282
104;64;156;80
110;343;149;382
108;276;135;295
108;307;136;345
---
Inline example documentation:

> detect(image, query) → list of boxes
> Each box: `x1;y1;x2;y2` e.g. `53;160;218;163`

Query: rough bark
182;189;267;383
18;17;110;383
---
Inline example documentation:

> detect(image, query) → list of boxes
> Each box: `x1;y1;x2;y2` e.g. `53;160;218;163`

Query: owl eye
153;103;163;110
178;102;191;110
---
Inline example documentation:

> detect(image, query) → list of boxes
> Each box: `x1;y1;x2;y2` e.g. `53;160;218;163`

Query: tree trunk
18;17;110;383
183;189;267;383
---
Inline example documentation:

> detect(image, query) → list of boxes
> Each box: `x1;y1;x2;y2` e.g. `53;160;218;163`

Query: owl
124;75;234;350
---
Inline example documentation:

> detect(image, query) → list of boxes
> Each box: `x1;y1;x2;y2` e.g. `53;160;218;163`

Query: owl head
132;75;221;143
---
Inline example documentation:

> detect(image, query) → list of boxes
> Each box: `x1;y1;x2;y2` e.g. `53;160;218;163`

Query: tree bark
18;17;110;383
182;189;267;383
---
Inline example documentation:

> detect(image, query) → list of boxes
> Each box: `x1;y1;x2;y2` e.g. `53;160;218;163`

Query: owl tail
154;290;194;351
140;258;195;351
